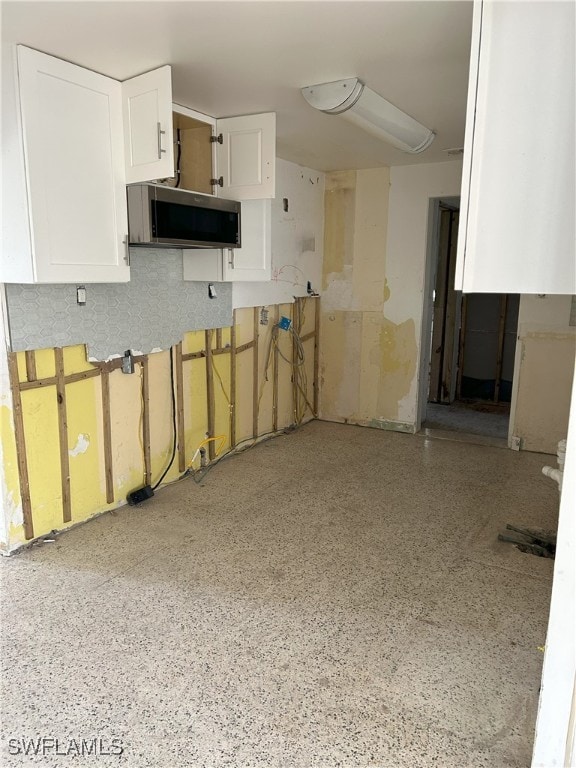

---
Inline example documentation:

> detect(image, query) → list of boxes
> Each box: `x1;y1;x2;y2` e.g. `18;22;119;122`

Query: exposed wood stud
216;327;223;350
54;348;72;524
291;301;299;425
141;358;151;486
182;350;205;362
100;369;114;504
313;296;320;417
230;314;237;448
19;368;100;392
234;340;255;355
494;294;508;404
205;329;216;460
272;305;279;432
175;343;186;473
24;351;37;382
299;330;315;343
7;353;34;540
253;307;259;439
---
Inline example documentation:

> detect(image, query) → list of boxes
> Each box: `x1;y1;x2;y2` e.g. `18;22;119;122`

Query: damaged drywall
320;160;463;432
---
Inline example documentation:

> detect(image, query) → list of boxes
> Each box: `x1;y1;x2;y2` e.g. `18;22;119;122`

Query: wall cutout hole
283;198;289;212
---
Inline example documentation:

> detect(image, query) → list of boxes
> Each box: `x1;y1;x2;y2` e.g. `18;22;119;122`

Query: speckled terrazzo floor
1;421;557;768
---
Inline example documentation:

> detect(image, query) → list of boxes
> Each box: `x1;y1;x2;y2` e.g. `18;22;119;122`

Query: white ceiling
2;1;473;171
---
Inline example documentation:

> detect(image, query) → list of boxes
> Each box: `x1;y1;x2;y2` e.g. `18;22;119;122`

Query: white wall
385;160;463;426
232;159;324;309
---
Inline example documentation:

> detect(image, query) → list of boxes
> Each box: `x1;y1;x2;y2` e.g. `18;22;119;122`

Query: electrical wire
137;362;146;481
189;435;227;468
211;355;230;404
152;347;177;491
187;426;298;485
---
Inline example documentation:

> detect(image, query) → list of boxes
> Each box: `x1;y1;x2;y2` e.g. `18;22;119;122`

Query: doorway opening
420;198;519;443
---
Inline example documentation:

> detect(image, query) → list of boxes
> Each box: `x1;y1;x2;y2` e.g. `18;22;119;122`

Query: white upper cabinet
222;199;271;281
1;45;174;283
123;66;174;184
7;45;129;283
455;1;576;295
216;113;276;200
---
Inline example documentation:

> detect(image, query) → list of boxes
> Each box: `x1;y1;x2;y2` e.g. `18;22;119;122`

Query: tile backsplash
5;249;233;360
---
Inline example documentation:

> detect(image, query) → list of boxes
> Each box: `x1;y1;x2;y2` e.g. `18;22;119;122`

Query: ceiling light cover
301;78;435;154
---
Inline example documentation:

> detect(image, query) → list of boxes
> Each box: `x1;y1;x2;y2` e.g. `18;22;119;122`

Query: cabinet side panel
1;45;34;282
454;0;483;292
462;2;575;294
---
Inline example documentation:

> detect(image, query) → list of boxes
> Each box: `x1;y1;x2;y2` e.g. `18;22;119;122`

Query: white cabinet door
123;65;174;184
216;112;275;200
222;199;271;282
16;46;129;283
455;1;575;295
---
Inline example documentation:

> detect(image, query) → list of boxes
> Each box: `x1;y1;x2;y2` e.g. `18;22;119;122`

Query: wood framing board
442;212;460;403
253;307;259;439
230;312;237;448
54;348;72;523
175;343;186;472
100;368;114;504
24;350;37;382
141;358;151;486
313;297;320;417
291;301;299;424
494;294;508;403
7;353;34;539
205;329;216;460
272;305;279;432
19;368;100;392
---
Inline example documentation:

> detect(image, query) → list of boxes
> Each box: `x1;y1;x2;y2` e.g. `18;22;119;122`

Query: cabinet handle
157;122;166;159
227;248;235;268
123;236;130;266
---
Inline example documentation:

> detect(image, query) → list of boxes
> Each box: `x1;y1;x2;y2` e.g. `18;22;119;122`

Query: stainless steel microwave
127;184;241;249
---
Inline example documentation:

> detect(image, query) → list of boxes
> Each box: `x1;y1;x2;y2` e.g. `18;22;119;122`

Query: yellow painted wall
320;168;413;429
1;301;318;552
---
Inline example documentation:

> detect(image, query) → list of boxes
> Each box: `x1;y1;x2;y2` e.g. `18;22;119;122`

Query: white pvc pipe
542;465;563;491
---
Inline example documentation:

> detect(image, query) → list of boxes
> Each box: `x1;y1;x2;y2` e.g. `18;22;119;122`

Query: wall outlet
121;349;134;374
510;435;522;451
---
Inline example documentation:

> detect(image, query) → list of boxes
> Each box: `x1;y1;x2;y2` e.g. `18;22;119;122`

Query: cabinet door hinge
210;176;224;187
210;133;223;144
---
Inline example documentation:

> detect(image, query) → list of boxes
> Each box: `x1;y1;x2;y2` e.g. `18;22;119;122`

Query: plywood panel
514;333;576;453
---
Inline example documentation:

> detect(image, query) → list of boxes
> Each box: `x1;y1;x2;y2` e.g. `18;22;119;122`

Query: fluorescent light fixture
301;77;435;154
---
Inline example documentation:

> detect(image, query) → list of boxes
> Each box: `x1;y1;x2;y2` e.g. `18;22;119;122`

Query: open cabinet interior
157;111;214;194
